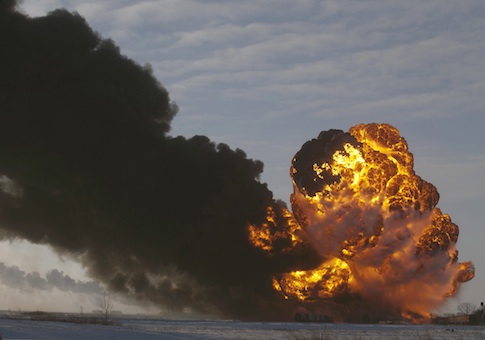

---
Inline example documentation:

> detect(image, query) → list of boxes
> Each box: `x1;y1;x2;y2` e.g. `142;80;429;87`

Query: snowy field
1;316;484;339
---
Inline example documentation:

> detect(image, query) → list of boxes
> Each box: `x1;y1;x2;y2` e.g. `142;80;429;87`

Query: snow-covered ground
1;316;484;339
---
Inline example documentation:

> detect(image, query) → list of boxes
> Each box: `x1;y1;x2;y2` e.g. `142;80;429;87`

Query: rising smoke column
0;1;314;319
250;123;474;321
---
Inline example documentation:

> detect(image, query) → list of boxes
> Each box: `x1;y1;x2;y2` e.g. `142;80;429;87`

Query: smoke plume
0;262;102;295
0;1;473;321
0;0;309;319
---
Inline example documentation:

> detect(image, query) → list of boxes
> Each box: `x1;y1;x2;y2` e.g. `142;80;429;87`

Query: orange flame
248;123;474;319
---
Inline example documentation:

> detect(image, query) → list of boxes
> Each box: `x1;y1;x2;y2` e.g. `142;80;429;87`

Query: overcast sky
2;0;484;314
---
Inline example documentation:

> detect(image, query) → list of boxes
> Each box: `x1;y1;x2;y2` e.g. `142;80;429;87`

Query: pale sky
3;0;484;315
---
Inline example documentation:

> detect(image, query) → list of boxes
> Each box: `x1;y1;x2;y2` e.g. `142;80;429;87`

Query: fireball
249;123;474;319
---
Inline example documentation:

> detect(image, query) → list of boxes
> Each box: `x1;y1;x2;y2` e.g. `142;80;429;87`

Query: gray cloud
0;262;102;294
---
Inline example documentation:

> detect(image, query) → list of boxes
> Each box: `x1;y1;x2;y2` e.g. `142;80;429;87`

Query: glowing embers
273;258;353;301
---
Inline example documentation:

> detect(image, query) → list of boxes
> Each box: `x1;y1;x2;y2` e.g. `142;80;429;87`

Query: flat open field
1;316;484;339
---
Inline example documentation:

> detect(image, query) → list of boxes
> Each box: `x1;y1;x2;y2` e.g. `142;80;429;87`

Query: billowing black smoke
0;1;310;319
